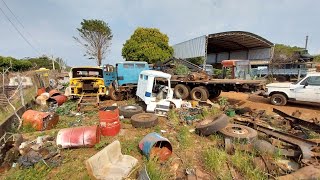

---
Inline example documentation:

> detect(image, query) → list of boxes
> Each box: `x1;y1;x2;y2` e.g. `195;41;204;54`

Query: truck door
294;76;320;103
117;63;148;86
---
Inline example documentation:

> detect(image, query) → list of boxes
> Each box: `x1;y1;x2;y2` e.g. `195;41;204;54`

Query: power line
0;5;41;55
1;0;41;49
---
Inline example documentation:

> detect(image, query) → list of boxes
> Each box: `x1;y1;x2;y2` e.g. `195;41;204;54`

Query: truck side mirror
303;81;309;88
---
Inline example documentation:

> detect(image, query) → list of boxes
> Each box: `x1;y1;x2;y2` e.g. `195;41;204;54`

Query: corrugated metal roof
173;35;206;59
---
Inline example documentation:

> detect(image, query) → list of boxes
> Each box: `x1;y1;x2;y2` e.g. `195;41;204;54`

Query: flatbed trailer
156;77;265;100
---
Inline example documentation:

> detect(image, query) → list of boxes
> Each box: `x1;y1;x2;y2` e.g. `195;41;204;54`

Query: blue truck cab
103;61;149;87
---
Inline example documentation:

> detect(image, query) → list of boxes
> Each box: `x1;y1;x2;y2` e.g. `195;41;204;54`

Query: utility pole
305;35;309;50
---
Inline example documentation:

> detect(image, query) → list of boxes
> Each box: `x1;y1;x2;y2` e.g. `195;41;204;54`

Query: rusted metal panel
49;89;61;97
56;125;100;149
22;110;59;131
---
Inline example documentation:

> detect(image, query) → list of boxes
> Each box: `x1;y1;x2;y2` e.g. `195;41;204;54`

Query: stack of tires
119;105;158;128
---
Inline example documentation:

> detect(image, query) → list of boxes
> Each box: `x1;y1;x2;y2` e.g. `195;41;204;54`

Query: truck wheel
119;105;143;118
190;87;208;101
109;87;123;101
219;124;258;142
199;86;209;98
270;93;287;106
174;84;190;99
209;89;221;98
131;113;158;128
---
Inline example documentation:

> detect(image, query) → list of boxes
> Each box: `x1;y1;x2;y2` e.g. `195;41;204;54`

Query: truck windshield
72;68;103;78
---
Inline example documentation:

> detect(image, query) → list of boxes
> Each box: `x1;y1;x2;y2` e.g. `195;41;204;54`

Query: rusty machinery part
187;72;209;81
190;87;208;101
174;84;190;100
196;114;229;136
109;87;123;101
22;110;59;131
219;124;258;142
270;93;287;106
273;108;320;133
253;140;300;157
119;105;143;118
277;165;320;180
131;113;158;128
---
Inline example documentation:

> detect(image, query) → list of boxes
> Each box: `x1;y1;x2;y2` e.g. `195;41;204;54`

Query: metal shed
173;31;274;65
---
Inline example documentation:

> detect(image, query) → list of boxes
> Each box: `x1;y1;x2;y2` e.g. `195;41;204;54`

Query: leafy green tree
187;57;205;65
314;55;320;62
74;19;113;66
122;27;173;64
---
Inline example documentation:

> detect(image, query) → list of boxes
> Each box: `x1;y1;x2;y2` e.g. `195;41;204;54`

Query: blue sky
0;0;319;66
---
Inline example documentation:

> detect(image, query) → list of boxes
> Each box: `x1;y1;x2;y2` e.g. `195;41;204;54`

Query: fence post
17;74;25;107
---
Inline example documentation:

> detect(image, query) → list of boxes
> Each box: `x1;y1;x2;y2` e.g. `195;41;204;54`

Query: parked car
263;72;320;105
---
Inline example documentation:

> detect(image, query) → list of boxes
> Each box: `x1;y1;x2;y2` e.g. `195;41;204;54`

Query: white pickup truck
263;72;320;106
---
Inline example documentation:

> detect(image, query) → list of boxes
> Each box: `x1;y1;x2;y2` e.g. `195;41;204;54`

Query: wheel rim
273;97;282;104
125;106;137;111
195;91;202;100
225;126;249;135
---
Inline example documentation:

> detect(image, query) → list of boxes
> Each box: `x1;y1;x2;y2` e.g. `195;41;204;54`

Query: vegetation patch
177;126;192;149
145;158;171;180
202;147;230;179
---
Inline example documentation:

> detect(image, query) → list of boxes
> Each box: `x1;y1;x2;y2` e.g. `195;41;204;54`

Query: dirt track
220;92;319;120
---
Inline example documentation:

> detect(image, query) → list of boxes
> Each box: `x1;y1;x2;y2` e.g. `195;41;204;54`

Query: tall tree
74;19;113;66
122;27;173;64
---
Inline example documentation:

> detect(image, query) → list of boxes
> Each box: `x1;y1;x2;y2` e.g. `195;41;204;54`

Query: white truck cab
136;70;182;116
264;73;320;106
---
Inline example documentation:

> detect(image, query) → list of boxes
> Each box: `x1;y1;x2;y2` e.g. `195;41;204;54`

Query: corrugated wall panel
217;52;229;63
173;35;207;59
248;48;271;60
230;50;247;59
207;53;216;64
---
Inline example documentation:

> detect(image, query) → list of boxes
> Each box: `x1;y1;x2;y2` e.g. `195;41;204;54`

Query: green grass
145;159;171;180
120;136;142;156
202;107;220;119
202;147;231;179
5;162;51;180
168;109;180;126
177;126;192;149
231;150;267;180
55;101;77;115
19;123;37;133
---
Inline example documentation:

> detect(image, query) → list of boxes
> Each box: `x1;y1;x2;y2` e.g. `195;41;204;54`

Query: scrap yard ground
1;91;319;180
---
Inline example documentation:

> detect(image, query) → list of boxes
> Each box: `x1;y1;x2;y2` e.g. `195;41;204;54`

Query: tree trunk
97;48;102;66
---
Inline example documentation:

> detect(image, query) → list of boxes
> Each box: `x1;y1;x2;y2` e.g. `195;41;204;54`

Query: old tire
131;113;158;128
199;86;210;98
270;93;287;106
196;114;229;136
119;105;143;118
190;87;208;101
109;87;123;101
174;84;190;99
219;124;258;142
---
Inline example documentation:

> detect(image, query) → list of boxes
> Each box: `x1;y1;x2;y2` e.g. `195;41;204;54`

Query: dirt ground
220;92;320;120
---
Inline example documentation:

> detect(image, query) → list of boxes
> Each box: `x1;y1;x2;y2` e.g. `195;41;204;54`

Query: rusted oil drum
316;64;320;72
139;132;173;162
37;87;46;96
99;106;120;136
22;110;59;131
51;95;67;106
49;89;61;97
56;125;100;149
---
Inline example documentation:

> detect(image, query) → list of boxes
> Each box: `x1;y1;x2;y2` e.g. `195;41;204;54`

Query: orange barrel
22;110;59;131
56;125;100;149
49;89;61;97
51;95;68;106
37;87;46;96
99;106;121;136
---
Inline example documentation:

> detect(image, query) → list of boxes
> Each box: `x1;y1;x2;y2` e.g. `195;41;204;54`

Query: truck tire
270;93;287;106
190;87;208;101
209;89;221;98
198;86;209;98
119;105;143;118
110;87;123;101
195;114;229;136
219;124;258;142
131;113;158;128
174;84;190;99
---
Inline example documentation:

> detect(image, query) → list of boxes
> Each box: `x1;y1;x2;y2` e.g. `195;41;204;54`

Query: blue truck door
103;65;116;86
117;62;149;86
